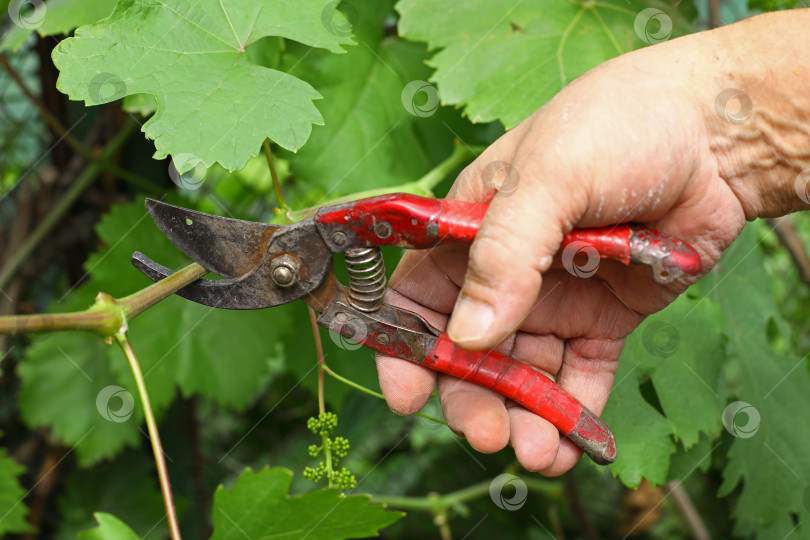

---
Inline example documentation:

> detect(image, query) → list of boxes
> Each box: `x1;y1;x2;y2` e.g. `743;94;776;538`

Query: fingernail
447;296;494;343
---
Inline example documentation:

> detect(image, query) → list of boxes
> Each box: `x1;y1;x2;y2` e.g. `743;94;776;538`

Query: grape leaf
18;331;143;466
52;0;353;173
56;450;165;539
77;513;140;540
0;0;117;52
18;198;291;464
601;352;675;488
211;467;403;540
396;0;694;128
0;446;34;535
701;224;810;538
281;0;445;196
602;295;725;487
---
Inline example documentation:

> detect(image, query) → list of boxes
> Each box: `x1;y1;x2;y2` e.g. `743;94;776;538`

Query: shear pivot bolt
375;334;390;344
332;232;347;246
271;255;300;287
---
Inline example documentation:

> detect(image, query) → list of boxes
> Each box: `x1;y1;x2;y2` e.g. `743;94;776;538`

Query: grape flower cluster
303;412;357;491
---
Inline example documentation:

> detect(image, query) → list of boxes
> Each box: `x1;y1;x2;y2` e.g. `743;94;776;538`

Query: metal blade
132;251;280;309
132;250;339;311
145;199;279;278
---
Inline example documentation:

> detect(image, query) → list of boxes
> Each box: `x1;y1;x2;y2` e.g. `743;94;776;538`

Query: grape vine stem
115;333;182;540
307;307;335;486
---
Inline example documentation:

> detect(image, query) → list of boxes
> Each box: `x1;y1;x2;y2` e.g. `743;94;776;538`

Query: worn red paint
315;193;701;279
425;333;616;465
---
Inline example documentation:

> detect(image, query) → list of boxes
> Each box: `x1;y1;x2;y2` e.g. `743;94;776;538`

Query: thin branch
434;506;452;540
768;216;810;289
0;119;137;291
118;263;208;319
371;476;562;511
115;333;182;540
321;361;445;426
0;262;207;336
0;54;85;157
564;474;599;540
667;481;711;540
288;143;484;221
308;307;327;415
415;143;484;192
308;307;334;486
0;54;159;193
709;0;721;28
264;139;291;217
322;362;383;401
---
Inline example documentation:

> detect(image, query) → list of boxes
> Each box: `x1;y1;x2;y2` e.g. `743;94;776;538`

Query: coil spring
344;246;387;312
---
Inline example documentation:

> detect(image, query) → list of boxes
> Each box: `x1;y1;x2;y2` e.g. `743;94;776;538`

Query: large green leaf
602;295;725;487
396;0;694;128
701;224;810;538
52;0;353;172
0;0;117;52
0;446;34;535
211;467;403;540
18;198;290;464
77;513;140;540
18;331;143;466
281;0;445;196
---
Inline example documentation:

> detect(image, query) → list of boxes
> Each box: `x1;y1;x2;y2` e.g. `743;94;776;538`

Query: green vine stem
115;333;182;540
307;307;336;486
0;263;208;336
263;139;293;221
117;263;208;319
370;476;562;512
0;263;207;539
320;358;445;426
287;143;484;222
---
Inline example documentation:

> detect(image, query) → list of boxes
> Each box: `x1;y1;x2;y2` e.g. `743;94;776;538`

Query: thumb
446;152;589;350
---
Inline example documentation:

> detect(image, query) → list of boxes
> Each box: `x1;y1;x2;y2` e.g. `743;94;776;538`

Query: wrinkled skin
376;11;810;476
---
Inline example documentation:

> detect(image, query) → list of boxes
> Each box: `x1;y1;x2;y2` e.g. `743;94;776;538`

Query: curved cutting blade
145;199;279;278
132;252;279;309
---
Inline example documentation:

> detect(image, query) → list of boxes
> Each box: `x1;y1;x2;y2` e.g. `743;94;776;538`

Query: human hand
376;12;810;475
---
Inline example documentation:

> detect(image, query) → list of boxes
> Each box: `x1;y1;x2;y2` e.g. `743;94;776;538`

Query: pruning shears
132;193;702;465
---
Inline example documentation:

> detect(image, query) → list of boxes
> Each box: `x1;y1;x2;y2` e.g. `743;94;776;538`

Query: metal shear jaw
133;199;337;311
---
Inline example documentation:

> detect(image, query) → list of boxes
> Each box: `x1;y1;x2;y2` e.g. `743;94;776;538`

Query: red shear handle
315;193;701;282
423;333;616;465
